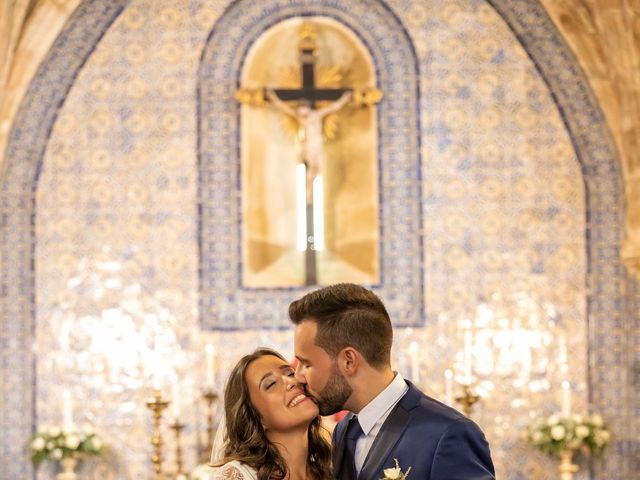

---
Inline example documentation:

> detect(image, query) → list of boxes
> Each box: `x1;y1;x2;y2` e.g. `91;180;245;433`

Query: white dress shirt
353;372;408;474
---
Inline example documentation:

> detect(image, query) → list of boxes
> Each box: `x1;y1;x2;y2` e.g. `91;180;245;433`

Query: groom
290;283;495;480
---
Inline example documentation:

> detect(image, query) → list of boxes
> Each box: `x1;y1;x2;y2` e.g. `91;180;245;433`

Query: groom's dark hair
289;283;392;369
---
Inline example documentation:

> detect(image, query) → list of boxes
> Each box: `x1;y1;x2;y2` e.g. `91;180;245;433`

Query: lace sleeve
210;463;256;480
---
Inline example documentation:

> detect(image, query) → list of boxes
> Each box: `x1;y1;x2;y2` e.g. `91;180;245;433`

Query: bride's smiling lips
286;387;310;407
287;393;308;407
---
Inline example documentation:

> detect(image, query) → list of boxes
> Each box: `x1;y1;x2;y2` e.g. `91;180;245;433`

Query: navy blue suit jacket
332;381;495;480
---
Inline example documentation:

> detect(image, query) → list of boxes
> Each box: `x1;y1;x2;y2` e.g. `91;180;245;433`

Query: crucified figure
266;88;352;202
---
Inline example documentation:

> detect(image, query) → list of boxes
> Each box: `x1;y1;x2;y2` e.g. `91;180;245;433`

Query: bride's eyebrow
259;365;292;386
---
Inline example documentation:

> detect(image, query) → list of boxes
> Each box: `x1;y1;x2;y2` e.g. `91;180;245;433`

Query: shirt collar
356;372;408;435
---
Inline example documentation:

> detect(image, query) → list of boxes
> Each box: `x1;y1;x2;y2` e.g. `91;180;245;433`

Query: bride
209;348;331;479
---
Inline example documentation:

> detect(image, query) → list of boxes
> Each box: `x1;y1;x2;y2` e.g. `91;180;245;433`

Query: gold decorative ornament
55;456;78;480
352;87;383;106
146;389;169;480
558;449;579;480
455;383;480;417
170;420;186;477
233;88;265;107
299;22;318;57
201;389;219;463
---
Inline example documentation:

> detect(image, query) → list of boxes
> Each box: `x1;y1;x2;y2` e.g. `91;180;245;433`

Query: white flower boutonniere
381;459;412;479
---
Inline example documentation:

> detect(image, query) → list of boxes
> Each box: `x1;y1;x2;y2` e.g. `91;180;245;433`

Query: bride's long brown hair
216;348;332;480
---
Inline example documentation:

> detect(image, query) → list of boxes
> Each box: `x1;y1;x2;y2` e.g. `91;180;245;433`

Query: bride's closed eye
261;365;297;391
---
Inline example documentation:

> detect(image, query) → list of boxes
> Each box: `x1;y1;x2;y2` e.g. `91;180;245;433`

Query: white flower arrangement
524;413;610;457
381;459;411;479
29;423;104;466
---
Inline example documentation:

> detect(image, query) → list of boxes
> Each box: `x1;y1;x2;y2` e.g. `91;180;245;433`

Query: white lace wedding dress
208;460;258;479
203;416;258;479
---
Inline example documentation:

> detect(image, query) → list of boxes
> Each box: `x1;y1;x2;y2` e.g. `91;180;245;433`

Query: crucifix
235;22;382;285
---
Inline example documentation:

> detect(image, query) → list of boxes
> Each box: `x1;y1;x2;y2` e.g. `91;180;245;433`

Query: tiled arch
198;0;423;330
0;0;634;478
486;2;633;476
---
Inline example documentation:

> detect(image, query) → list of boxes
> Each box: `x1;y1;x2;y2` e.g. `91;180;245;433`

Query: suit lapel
333;413;355;480
358;403;409;479
358;382;421;480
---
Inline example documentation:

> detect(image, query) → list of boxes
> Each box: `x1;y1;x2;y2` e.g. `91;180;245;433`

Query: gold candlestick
201;389;219;462
170;420;185;476
559;449;579;480
146;389;169;480
55;456;78;480
455;383;480;417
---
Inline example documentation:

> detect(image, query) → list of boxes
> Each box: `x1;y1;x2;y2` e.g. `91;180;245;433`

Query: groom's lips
302;386;319;404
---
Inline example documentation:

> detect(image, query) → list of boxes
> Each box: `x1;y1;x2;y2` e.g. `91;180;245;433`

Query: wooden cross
270;24;350;107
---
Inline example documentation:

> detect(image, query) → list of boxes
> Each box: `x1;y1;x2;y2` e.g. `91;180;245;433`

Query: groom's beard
314;362;352;416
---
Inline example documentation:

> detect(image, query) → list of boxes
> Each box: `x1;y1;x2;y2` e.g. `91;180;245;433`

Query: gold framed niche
239;17;380;288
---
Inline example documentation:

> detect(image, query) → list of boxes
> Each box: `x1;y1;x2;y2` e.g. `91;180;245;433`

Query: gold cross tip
299;22;318;53
353;87;383;106
234;88;265;106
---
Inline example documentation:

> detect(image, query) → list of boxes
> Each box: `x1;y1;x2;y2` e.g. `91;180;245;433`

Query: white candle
444;368;453;406
152;336;163;390
444;369;454;406
561;380;571;417
206;344;216;388
463;329;473;385
172;383;181;420
62;389;74;430
409;341;420;384
152;356;163;391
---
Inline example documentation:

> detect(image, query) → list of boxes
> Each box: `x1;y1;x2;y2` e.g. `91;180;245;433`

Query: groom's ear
338;347;360;377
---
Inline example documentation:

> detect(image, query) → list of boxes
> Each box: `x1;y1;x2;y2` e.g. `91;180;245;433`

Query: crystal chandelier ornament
466;291;562;400
41;245;197;401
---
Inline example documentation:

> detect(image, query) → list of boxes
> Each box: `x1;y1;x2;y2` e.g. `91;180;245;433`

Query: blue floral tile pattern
0;0;635;479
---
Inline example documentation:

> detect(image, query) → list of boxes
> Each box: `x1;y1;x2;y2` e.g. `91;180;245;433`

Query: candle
62;389;74;430
172;383;181;420
444;369;454;406
561;380;571;417
152;337;163;390
409;341;420;384
206;344;216;388
463;329;473;385
152;355;163;391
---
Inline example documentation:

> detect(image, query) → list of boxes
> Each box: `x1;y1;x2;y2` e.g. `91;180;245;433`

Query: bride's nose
285;379;297;390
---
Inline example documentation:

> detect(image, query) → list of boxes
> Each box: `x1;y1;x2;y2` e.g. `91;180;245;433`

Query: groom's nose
294;363;306;384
